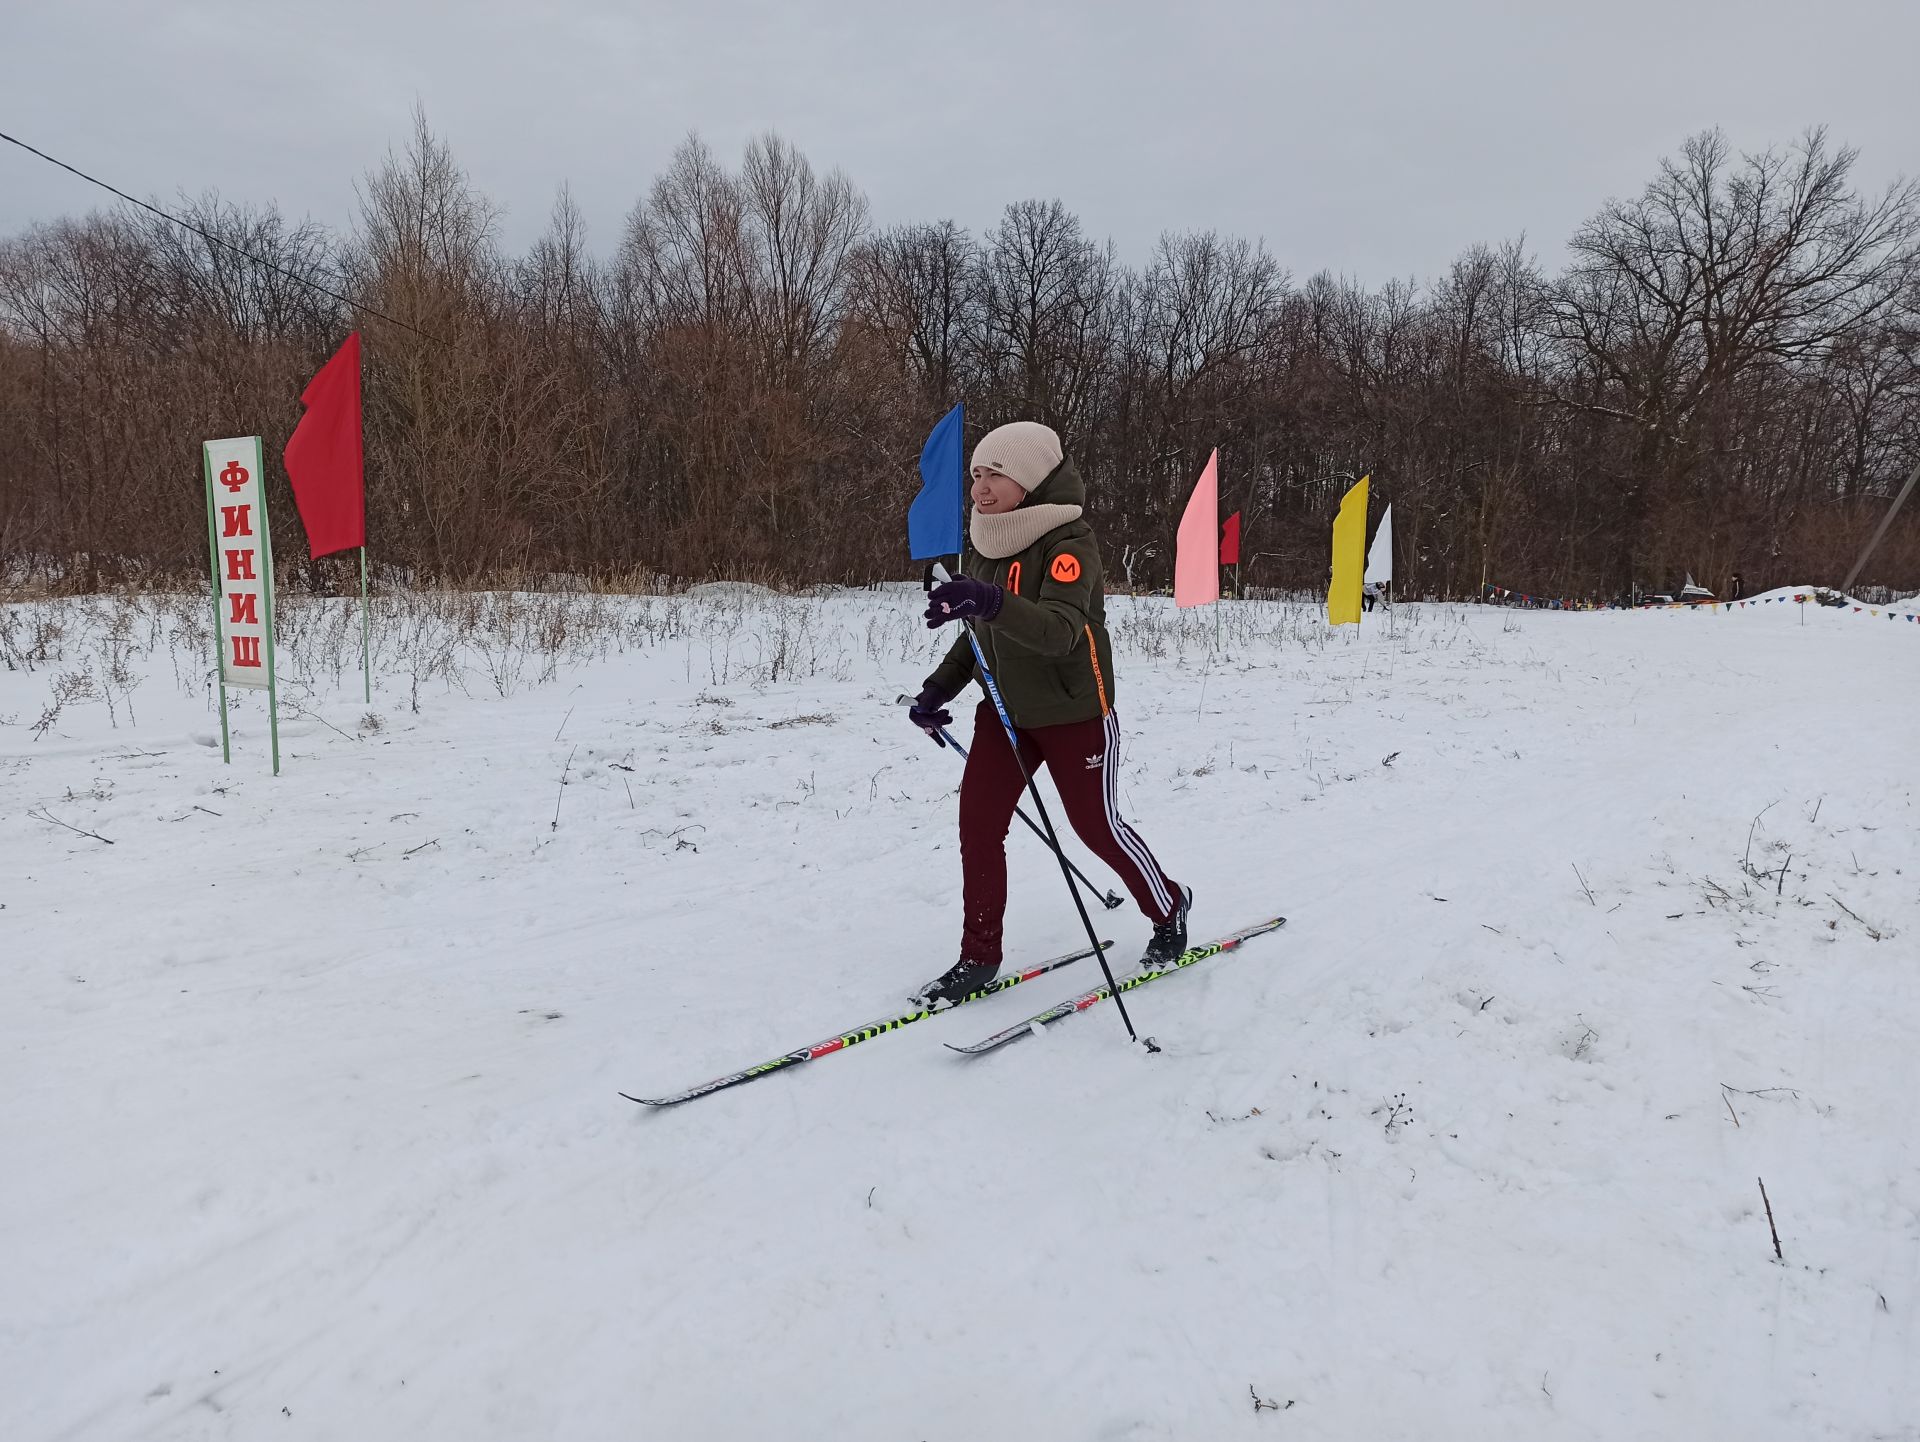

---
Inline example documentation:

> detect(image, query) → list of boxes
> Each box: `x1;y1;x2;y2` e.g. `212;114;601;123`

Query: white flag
1364;504;1393;584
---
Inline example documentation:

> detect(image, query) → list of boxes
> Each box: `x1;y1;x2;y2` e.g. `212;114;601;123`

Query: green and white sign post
202;435;282;775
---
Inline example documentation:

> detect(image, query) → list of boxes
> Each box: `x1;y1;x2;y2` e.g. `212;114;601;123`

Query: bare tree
2;122;1916;598
1547;128;1920;586
852;220;981;405
975;199;1117;439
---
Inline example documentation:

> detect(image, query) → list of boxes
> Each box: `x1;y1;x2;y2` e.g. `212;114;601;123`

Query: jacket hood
1024;455;1086;510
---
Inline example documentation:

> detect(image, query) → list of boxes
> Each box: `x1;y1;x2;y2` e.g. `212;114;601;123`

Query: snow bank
1741;584;1863;606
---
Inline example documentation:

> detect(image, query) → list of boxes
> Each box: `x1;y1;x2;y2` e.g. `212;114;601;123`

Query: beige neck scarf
969;502;1083;560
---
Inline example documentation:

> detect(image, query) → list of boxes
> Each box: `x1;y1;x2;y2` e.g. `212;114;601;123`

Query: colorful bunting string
1730;596;1920;623
1482;583;1609;611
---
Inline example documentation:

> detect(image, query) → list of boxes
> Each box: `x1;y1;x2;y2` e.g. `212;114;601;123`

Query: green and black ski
621;940;1111;1107
947;917;1286;1056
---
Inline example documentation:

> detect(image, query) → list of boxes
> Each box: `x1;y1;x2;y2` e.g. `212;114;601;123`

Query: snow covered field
3;587;1916;1441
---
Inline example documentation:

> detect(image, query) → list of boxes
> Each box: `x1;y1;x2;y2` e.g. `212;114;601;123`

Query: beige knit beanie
970;421;1064;493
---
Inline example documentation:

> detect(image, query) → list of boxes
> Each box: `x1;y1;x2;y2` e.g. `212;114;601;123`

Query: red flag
1220;510;1242;566
283;332;364;559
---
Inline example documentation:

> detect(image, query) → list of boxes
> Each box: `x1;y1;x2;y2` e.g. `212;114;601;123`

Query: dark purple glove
908;686;952;741
924;575;1003;628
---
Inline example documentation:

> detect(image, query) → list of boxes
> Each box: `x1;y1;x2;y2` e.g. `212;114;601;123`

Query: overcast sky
4;0;1916;283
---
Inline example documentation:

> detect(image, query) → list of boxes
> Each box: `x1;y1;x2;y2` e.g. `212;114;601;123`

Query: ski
946;916;1286;1056
621;940;1112;1107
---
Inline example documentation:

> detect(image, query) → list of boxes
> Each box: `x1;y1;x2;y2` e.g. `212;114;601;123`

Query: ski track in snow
3;592;1917;1441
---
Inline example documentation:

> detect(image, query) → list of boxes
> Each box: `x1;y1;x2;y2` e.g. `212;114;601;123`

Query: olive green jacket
923;456;1117;730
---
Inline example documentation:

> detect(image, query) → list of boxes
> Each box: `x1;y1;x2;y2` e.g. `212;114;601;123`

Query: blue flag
908;404;964;560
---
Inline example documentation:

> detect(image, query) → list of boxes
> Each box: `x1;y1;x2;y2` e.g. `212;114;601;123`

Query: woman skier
908;420;1191;1007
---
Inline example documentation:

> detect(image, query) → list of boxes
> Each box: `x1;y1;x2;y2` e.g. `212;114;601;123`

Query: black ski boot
1139;885;1194;969
914;958;999;1009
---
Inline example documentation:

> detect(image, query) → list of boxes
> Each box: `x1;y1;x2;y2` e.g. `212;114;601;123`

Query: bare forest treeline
3;114;1918;598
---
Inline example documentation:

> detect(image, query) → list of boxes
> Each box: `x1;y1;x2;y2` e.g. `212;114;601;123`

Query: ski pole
929;563;1149;1048
898;696;1126;910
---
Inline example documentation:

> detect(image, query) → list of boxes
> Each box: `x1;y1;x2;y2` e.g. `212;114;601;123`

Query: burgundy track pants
958;700;1181;966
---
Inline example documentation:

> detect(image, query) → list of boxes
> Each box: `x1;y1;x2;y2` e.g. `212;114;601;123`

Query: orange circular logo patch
1050;554;1082;584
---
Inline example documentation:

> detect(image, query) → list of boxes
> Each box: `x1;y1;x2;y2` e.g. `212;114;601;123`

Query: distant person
1730;571;1745;601
1362;581;1380;613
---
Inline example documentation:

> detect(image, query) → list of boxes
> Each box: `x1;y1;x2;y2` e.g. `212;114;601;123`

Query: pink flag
1175;450;1220;608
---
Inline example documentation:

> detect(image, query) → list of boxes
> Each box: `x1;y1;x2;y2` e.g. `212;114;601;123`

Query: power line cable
0;127;441;342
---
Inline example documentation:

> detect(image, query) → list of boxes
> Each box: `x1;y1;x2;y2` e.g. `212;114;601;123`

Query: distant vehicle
1677;572;1716;604
1638;574;1716;606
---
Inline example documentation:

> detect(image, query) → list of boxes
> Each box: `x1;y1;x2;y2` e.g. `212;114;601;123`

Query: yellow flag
1328;474;1370;625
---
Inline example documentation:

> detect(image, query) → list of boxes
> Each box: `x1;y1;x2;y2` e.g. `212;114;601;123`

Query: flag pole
958;404;967;572
1216;473;1225;650
359;544;372;704
259;439;281;778
202;448;232;765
